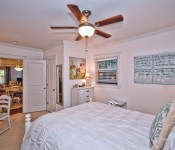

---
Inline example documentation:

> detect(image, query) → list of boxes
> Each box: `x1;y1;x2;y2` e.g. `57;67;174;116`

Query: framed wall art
153;52;175;84
69;57;86;80
134;52;175;85
134;55;153;84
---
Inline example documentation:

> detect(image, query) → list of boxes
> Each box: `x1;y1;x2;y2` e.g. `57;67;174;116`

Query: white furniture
22;102;155;150
71;86;94;106
25;113;31;133
0;95;11;134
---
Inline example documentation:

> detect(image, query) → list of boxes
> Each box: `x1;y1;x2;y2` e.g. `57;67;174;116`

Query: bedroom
0;0;175;150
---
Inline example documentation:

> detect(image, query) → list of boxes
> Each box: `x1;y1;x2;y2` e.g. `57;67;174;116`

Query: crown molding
91;25;175;49
44;40;85;51
63;40;84;48
43;40;64;51
0;42;43;52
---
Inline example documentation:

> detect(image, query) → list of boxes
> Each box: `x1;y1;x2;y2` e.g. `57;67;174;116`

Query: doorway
56;64;63;106
0;58;23;114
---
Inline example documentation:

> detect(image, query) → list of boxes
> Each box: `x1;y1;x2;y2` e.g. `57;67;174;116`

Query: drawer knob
86;95;89;98
86;90;89;92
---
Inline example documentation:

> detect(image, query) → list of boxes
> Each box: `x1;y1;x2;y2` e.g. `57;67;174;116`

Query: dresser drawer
79;92;94;100
80;98;91;104
79;88;94;95
71;87;94;107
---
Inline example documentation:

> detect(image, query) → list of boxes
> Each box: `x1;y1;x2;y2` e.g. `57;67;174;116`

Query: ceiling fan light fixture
78;23;95;37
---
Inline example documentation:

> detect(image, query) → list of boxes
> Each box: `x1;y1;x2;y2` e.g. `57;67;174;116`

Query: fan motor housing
82;10;91;17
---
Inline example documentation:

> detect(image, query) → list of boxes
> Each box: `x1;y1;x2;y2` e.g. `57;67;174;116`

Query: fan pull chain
85;36;88;52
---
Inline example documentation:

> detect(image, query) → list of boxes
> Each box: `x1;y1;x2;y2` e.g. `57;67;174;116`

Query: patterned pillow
149;101;175;150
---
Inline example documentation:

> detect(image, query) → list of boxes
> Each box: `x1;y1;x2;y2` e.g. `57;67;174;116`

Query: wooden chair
0;95;11;134
13;91;23;104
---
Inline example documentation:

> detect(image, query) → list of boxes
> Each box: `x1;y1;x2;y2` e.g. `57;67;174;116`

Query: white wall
63;41;89;108
0;43;43;59
44;41;88;109
11;68;23;81
89;29;175;115
44;42;64;65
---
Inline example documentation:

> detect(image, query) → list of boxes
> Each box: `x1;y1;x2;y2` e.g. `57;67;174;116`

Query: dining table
4;86;23;104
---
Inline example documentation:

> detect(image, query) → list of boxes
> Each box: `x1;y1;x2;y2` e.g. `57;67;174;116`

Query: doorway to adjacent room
0;58;23;114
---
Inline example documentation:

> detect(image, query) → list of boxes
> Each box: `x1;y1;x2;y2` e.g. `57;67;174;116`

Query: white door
23;60;46;113
47;57;56;112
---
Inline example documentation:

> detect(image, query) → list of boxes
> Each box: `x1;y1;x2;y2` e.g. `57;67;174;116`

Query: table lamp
85;73;91;86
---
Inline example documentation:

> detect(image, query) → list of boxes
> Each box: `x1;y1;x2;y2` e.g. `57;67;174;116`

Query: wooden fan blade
50;26;77;30
94;14;123;27
75;34;83;41
95;30;111;38
67;4;87;23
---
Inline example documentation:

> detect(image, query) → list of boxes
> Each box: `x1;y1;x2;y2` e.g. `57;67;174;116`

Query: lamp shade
15;66;23;71
14;59;23;71
85;73;91;79
78;23;95;37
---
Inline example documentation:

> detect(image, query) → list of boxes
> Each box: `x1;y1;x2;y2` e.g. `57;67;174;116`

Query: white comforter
21;102;154;150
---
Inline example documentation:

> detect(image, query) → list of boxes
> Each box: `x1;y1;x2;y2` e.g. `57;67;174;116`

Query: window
96;57;118;85
0;68;5;84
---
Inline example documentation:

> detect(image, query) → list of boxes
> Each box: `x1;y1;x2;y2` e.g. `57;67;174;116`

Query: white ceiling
0;0;175;50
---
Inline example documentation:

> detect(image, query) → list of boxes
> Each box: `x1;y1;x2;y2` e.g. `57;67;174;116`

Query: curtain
6;67;11;85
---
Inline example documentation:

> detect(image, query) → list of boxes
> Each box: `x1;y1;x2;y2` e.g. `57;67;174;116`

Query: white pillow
163;125;175;150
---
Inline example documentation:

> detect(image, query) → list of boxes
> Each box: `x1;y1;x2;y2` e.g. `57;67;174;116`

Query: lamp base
86;79;91;86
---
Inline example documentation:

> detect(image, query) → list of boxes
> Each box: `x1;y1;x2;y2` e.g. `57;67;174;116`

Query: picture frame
69;57;86;80
134;52;175;85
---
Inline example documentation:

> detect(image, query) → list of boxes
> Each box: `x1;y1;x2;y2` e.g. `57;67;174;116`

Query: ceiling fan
50;4;124;41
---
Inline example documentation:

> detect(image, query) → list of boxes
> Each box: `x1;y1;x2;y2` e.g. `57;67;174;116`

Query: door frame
0;54;25;112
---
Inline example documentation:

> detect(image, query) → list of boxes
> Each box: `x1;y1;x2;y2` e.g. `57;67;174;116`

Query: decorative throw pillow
149;101;175;150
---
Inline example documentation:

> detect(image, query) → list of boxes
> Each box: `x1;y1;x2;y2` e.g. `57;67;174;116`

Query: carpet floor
0;111;49;150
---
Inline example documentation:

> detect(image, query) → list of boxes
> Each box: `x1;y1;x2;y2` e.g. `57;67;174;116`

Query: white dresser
71;86;94;106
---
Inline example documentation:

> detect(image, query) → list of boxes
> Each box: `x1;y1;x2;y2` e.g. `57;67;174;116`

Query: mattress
21;102;155;150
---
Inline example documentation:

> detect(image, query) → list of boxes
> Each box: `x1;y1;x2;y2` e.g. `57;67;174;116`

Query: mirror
56;64;63;106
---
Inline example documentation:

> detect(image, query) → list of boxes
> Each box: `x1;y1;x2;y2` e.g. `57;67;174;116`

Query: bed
21;102;175;150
